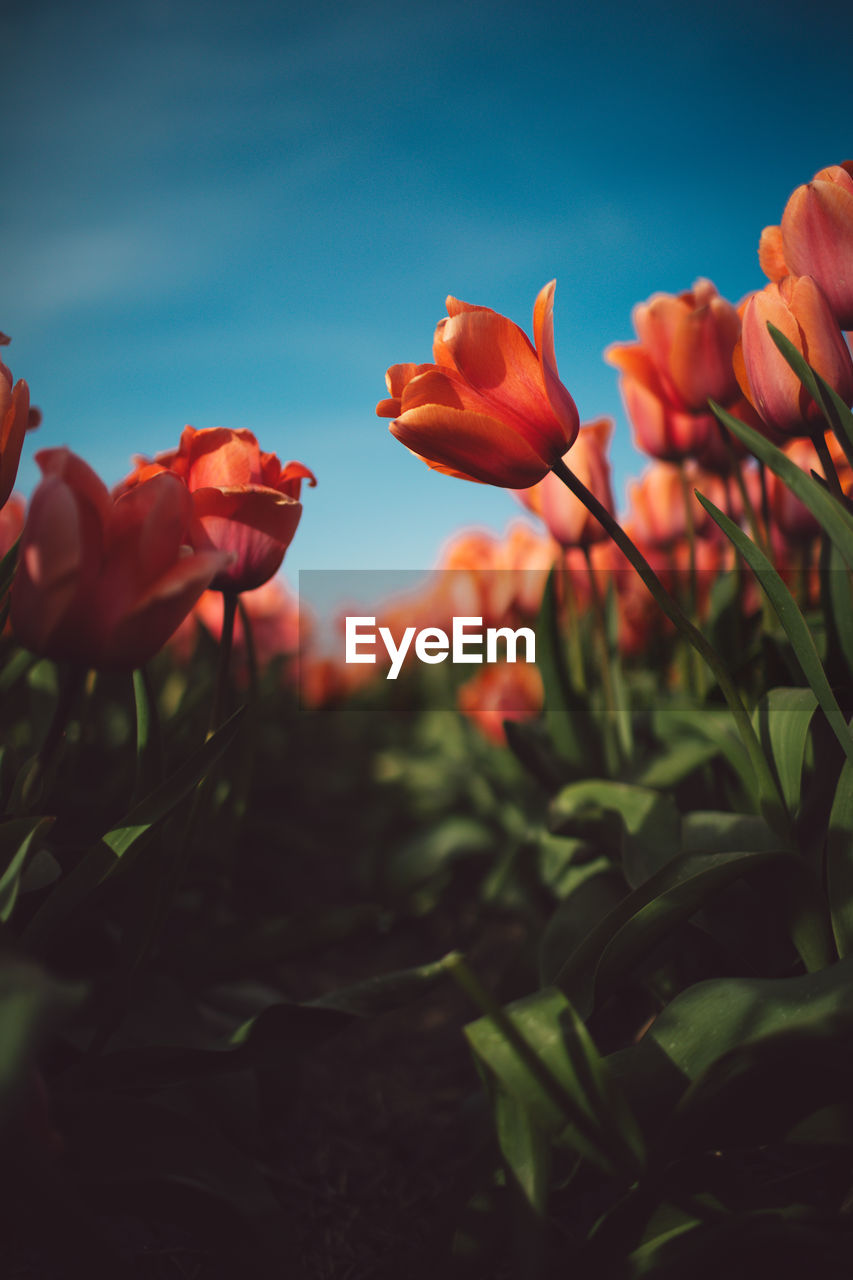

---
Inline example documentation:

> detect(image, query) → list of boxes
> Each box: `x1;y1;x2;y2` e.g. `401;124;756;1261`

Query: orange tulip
734;275;853;436
606;280;741;462
767;434;853;542
11;449;230;669
457;661;544;745
770;162;853;328
519;418;614;548
377;282;580;488
119;426;316;593
0;336;34;512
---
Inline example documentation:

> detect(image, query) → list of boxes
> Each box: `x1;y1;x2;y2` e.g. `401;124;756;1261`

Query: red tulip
0;336;34;512
11;449;230;669
377;282;580;488
119;426;316;593
606;280;741;462
778;163;853;328
734;275;853;436
519;418;615;548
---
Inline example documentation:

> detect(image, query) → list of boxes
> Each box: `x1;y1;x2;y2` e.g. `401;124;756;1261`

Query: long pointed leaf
696;489;853;767
709;400;853;571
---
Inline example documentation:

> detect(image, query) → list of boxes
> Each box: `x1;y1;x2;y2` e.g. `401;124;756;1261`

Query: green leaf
0;816;54;923
494;1086;551;1217
535;568;601;772
651;707;757;807
647;958;853;1083
709;400;853;571
0;960;85;1135
131;666;163;803
768;321;853;459
681;811;780;855
663;1014;853;1157
23;707;246;950
465;986;644;1175
827;737;853;957
634;737;720;790
695;489;853;770
549;780;681;887
554;849;832;1018
826;541;853;674
752;687;819;817
0;536;19;602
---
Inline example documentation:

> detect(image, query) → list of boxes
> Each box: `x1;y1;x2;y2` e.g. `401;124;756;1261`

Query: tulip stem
582;543;622;773
11;664;85;813
551;458;791;837
810;427;844;500
208;590;238;739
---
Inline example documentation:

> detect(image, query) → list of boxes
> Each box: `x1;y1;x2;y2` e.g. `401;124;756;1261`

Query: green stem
208;591;238;739
810;426;844;500
551;459;791;837
11;664;86;813
582;543;621;772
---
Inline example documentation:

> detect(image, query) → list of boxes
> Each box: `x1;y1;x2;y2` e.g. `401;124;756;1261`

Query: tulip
519;418;614;548
11;449;230;669
119;426;316;593
457;661;544;745
778;163;853;328
377;282;580;488
606;280;742;462
0;336;34;512
734;275;853;436
767;434;853;542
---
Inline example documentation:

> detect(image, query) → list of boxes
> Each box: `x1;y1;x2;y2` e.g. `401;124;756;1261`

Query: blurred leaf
634;736;720;790
536;831;603;897
651;707;757;807
752;687;819;817
535;569;601;773
503;717;569;791
24;707;245;950
308;953;456;1015
0;816;54;922
178;904;384;983
827;736;853;957
554;849;832;1018
0;959;85;1134
0;535;19;601
826;542;853;675
710;400;853;572
539;864;623;986
681;811;780;855
132;666;163;804
697;490;853;770
387;816;495;894
550;780;680;887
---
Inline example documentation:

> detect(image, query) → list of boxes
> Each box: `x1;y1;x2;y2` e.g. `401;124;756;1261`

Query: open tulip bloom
11;449;232;670
118;426;316;594
377;281;580;488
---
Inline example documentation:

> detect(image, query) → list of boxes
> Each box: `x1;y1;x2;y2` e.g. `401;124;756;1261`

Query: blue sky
5;0;853;581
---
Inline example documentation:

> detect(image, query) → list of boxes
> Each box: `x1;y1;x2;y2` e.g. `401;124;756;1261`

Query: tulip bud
734;275;853;436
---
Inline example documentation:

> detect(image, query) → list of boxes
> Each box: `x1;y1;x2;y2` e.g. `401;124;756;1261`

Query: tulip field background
7;2;853;1278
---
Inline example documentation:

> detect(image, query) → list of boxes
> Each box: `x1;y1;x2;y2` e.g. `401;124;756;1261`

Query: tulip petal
390;402;550;488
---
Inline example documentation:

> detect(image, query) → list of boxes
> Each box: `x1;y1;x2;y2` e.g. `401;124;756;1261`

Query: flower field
4;160;853;1277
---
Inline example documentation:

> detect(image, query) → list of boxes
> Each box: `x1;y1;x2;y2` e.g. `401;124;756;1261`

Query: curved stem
551;458;790;837
208;590;238;739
